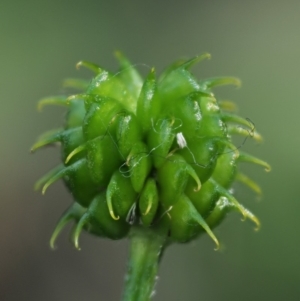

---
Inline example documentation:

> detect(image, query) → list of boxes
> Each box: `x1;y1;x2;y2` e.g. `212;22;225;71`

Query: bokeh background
1;0;299;300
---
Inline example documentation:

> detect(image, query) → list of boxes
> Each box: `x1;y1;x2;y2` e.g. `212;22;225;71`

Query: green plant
32;52;270;301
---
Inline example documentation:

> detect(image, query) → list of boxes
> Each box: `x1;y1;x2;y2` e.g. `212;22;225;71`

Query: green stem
121;226;167;301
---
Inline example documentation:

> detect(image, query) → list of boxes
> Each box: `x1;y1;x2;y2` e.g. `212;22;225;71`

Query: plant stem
121;225;167;301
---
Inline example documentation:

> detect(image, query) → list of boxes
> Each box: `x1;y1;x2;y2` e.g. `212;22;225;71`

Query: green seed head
32;52;270;250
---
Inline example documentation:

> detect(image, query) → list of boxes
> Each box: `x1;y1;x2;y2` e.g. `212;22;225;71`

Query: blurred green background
1;0;299;300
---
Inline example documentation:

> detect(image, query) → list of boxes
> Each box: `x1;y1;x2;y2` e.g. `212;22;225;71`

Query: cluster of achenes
32;53;270;249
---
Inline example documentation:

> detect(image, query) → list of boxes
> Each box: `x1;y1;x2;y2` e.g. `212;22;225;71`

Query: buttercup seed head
32;52;270;249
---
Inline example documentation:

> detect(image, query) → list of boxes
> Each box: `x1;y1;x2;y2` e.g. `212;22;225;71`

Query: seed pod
168;92;208;139
157;154;201;207
157;54;210;101
82;96;124;141
33;52;269;249
178;136;227;183
139;178;159;226
197;96;227;138
115;112;142;159
185;179;219;218
168;194;219;248
85;135;122;186
106;170;137;220
147;118;176;169
136;68;159;134
40;159;98;207
126;141;152;193
73;192;130;249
